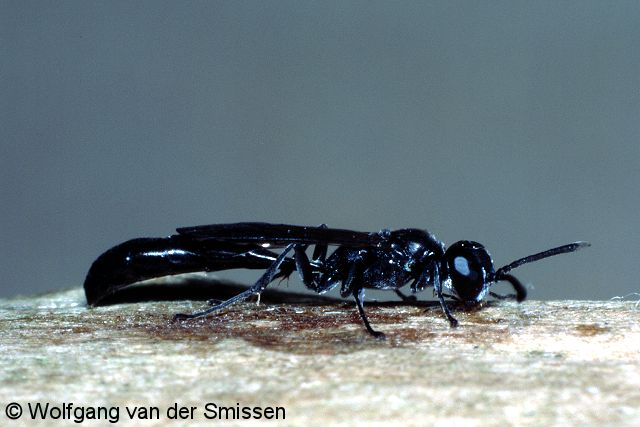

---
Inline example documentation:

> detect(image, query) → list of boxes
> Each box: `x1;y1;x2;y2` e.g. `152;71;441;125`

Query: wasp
84;222;588;338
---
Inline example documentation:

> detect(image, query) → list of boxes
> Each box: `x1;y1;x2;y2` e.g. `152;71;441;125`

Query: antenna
494;241;590;278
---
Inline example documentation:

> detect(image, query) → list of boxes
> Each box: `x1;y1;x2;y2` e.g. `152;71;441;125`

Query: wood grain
1;287;639;426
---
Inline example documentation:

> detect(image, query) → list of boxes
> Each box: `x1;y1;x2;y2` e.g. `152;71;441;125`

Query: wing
176;222;384;248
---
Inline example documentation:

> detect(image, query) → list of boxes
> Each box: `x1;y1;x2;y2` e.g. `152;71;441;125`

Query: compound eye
445;241;494;305
453;256;477;280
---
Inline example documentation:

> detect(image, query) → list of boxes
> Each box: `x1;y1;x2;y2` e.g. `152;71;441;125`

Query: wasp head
444;240;494;305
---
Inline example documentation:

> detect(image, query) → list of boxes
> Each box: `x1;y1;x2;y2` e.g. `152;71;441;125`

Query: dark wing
176;222;384;248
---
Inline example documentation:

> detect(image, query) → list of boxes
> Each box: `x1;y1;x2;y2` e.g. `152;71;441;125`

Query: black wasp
84;222;589;339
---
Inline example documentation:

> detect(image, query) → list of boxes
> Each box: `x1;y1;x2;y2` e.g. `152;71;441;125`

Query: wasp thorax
445;240;494;304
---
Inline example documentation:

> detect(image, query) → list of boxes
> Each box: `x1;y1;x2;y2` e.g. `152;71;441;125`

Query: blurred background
2;1;638;301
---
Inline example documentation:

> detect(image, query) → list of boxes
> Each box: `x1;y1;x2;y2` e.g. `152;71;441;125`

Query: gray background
2;1;638;301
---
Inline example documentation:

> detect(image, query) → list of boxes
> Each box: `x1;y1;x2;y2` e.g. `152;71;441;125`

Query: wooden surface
1;287;640;426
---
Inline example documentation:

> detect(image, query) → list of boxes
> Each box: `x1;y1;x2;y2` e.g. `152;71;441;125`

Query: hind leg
174;244;296;320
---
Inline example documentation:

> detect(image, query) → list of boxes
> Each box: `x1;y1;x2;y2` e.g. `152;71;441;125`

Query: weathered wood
1;287;639;426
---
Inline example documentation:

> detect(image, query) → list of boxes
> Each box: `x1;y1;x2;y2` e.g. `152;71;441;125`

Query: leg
311;224;329;262
338;253;385;338
353;287;385;339
290;224;330;292
294;244;331;293
410;265;433;293
294;235;348;295
498;273;527;302
294;245;315;288
440;292;460;302
489;291;517;301
394;289;417;303
174;244;296;320
433;264;459;327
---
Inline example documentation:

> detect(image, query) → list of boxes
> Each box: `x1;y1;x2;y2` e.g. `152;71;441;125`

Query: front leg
432;264;459;327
